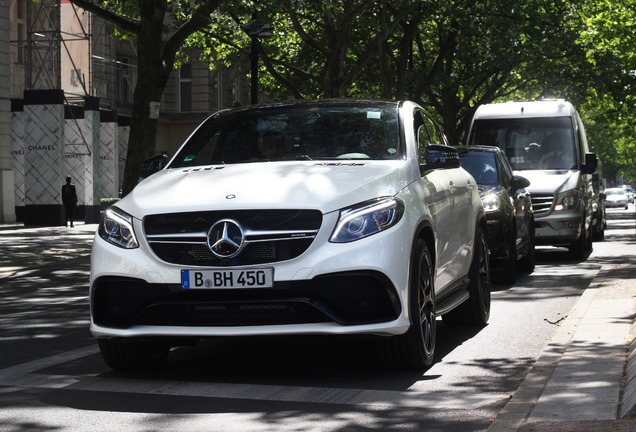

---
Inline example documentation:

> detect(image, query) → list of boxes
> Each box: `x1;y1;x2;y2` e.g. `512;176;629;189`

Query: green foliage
72;0;635;186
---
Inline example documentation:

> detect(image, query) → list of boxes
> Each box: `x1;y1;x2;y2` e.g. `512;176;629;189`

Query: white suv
91;100;489;371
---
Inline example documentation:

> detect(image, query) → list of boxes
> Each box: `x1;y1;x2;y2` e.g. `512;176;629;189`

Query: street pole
251;36;258;105
242;15;271;106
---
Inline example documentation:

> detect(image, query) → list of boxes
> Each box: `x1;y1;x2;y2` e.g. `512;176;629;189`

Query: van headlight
330;198;404;243
554;190;579;211
98;207;139;249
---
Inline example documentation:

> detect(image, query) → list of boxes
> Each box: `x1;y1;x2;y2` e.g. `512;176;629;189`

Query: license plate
181;268;274;289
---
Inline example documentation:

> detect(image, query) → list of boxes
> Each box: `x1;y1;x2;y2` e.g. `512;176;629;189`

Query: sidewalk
490;264;636;431
0;222;635;431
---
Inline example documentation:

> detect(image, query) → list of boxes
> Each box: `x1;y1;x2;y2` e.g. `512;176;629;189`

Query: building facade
1;0;16;223
5;0;260;225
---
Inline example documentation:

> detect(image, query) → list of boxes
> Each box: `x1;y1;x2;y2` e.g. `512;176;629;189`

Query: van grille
530;194;554;214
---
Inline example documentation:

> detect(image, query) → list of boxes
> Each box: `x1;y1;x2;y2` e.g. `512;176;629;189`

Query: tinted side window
499;152;513;186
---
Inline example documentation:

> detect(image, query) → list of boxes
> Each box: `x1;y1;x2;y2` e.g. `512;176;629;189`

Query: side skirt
435;276;470;317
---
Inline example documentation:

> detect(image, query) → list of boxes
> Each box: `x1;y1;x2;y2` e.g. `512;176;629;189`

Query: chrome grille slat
530;193;554;214
143;210;322;266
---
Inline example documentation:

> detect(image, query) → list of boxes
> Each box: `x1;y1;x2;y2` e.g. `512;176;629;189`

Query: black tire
569;218;591;260
518;222;536;273
442;226;491;326
592;216;605;241
382;238;435;369
497;226;517;284
98;339;170;371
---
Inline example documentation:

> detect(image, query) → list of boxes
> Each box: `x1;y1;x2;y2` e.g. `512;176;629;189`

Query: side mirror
510;175;530;192
141;154;168;178
581;152;597;175
421;144;460;173
600;193;606;201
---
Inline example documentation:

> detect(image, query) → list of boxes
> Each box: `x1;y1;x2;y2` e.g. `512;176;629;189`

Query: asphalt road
0;205;634;431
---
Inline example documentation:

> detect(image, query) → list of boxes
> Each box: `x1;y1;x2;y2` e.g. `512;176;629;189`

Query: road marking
0;345;503;410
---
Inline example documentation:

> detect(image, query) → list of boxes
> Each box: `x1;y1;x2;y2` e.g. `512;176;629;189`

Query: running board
435;289;470;316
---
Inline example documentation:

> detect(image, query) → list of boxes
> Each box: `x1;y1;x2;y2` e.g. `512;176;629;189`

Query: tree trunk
121;0;170;197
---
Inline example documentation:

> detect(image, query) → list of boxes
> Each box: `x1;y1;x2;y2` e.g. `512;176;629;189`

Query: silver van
467;100;598;259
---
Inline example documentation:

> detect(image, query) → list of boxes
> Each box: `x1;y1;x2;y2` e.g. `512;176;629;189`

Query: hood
512;169;579;195
119;161;410;218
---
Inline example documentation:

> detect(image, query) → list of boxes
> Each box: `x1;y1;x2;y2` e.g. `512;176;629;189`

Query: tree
575;0;636;183
373;0;591;144
213;1;594;145
69;0;223;196
196;0;636;180
208;0;424;99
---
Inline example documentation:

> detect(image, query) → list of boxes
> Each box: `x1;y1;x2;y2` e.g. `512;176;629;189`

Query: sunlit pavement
0;207;634;431
0;223;97;275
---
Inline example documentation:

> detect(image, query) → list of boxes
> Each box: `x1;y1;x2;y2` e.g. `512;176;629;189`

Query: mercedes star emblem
207;219;244;258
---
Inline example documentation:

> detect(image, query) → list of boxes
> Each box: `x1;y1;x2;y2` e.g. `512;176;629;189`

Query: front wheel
443;226;491;326
382;238;435;369
497;225;517;284
518;222;536;273
569;218;592;260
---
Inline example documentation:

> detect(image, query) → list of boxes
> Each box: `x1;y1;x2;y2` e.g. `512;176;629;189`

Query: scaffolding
23;0;92;104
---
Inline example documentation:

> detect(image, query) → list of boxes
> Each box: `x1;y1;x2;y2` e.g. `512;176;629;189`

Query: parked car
91;100;489;371
605;188;629;209
621;185;634;204
457;146;535;283
590;188;606;241
467;99;598;260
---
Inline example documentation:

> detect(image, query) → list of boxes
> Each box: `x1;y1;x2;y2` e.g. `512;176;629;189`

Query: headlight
98;207;139;249
481;193;500;213
330;197;404;243
554;190;579;211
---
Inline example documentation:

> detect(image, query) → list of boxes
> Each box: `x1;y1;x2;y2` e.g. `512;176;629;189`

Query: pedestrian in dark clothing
61;175;78;227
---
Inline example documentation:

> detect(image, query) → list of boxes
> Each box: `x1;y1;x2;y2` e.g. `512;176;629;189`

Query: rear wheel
592;215;605;241
382;238;435;369
98;338;170;371
443;226;491;326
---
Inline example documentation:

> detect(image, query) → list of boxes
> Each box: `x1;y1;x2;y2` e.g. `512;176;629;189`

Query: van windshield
468;117;576;171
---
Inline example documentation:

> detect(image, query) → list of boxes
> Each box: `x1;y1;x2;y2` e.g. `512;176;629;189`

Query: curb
622;318;636;418
489;264;636;431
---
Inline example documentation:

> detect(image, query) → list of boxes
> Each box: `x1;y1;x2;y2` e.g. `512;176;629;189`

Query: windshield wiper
295;154;313;160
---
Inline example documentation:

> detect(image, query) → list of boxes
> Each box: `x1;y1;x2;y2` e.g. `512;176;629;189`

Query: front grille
144;210;322;266
530;193;554;214
91;273;401;328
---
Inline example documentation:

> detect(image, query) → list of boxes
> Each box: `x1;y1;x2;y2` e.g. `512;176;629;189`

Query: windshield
606;188;625;196
458;150;499;186
468;117;576;171
169;105;401;168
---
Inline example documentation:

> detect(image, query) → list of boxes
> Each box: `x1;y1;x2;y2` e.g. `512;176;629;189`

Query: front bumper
533;210;582;246
90;211;413;339
605;200;628;208
92;271;400;328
